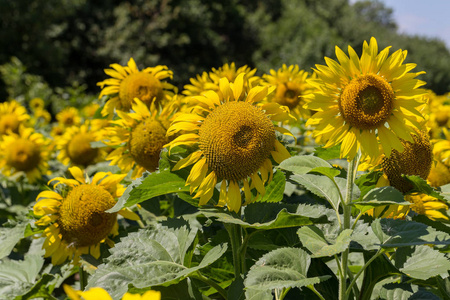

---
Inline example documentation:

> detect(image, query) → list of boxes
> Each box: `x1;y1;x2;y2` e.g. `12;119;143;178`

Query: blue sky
378;0;450;48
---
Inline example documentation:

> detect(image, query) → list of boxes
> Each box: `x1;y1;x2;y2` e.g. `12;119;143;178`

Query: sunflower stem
191;271;227;299
79;267;88;291
339;156;357;300
226;221;243;278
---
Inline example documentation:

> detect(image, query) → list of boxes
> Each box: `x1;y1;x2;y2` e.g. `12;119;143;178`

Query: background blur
1;0;449;111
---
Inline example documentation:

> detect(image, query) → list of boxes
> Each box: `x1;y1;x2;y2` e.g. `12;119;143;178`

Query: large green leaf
87;223;227;300
372;218;450;247
0;221;28;259
297;226;352;257
0;254;44;300
108;169;190;212
400;246;450;280
278;155;332;174
352;186;410;213
198;204;316;230
379;283;441;300
244;247;329;291
290;173;342;210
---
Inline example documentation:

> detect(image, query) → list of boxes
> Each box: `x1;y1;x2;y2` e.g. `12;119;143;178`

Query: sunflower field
2;1;450;298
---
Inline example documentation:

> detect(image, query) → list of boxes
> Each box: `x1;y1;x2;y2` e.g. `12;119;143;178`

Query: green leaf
406;175;445;201
0;221;28;259
258;170;286;203
290;174;342;210
14;274;55;300
244;247;329;290
352;186;410;213
355;170;383;199
87;224;227;300
0;254;44;300
297;226;352;258
400;246;450;280
309;166;341;179
278;155;332;174
372;218;450;247
108;169;190;212
244;289;273;300
199;205;314;230
379;283;441;300
314;144;341;161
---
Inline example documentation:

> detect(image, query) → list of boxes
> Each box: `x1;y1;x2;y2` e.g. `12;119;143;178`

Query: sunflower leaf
404;175;445;201
379;282;441;300
258;170;286;203
297;226;352;258
108;169;190;212
87;223;227;300
0;254;45;300
399;245;450;280
289;173;342;211
244;247;329;291
0;220;28;259
352;186;410;213
371;218;450;248
278;155;332;175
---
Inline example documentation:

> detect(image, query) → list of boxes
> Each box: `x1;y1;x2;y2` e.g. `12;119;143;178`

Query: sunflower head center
129;119;168;172
67;133;99;166
119;72;163;111
381;130;433;193
0;114;20;134
339;74;394;129
6;138;40;172
199;101;275;182
58;185;117;247
275;83;301;109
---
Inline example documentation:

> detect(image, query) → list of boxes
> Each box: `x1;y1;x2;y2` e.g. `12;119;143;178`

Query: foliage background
1;0;450;105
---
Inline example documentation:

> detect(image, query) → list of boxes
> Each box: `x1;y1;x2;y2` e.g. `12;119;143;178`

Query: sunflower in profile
64;285;161;300
304;37;427;160
104;98;178;179
166;73;294;212
56;121;108;167
0;126;51;183
97;58;176;116
0;100;30;135
56;107;82;128
33;166;139;265
379;129;433;193
263;64;314;121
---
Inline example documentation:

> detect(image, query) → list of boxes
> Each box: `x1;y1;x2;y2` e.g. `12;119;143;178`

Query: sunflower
97;58;176;116
0;100;30;135
262;64;314;120
304;37;427;160
56;107;82;128
182;71;218;97
33;166;139;265
103;98;178;179
369;193;448;221
82;102;101;119
29;97;45;112
209;63;259;86
56;121;108;167
165;73;294;212
0;126;51;183
64;285;161;300
427;161;450;187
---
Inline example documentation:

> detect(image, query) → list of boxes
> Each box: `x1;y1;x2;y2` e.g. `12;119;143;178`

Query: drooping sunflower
97;58;176;116
304;37;427;160
262;64;314;120
0;100;30;135
33;166;139;265
0;126;51;183
104;98;178;179
165;73;294;212
56;107;82;128
64;285;161;300
56;121;108;167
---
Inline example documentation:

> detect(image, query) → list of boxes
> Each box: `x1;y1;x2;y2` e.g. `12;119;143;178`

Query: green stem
307;285;326;300
345;250;384;296
191;272;227;299
339;156;357;300
279;287;291;300
226;222;243;278
79;267;88;291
